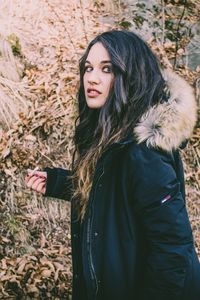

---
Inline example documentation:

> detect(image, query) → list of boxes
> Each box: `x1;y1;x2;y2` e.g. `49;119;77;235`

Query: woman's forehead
86;43;111;64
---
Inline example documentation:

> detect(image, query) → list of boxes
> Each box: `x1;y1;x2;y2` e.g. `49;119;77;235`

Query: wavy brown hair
72;30;167;220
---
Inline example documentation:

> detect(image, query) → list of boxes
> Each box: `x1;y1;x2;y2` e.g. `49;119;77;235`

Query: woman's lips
87;88;102;98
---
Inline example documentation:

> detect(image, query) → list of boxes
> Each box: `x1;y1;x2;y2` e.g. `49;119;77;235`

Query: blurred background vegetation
0;0;199;299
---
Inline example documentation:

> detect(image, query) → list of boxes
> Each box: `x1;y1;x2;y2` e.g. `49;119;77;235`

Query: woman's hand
25;169;47;194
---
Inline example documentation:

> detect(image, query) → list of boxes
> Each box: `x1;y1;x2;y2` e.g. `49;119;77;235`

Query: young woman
25;30;200;300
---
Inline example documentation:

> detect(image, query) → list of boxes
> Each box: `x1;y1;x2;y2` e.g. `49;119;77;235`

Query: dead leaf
41;269;52;278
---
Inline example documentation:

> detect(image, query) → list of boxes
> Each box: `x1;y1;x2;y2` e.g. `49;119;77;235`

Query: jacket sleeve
129;144;194;300
44;167;73;201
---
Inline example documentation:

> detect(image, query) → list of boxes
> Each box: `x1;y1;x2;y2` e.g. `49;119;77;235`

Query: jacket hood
134;69;197;152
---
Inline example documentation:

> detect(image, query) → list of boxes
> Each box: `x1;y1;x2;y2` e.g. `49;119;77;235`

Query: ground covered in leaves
0;0;199;299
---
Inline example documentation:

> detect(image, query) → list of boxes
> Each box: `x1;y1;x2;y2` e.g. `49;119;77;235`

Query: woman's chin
86;99;105;109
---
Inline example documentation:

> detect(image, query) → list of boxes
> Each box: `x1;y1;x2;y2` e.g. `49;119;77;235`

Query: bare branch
173;0;187;69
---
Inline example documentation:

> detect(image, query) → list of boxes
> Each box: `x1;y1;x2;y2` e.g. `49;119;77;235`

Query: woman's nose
88;70;101;84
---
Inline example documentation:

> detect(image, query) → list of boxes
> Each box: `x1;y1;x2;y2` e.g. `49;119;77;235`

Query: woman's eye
102;66;112;73
84;66;92;72
84;65;112;73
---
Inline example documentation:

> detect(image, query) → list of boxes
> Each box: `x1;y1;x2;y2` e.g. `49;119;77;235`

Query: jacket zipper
87;166;105;299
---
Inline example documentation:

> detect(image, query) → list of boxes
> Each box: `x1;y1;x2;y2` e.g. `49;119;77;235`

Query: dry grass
0;39;31;129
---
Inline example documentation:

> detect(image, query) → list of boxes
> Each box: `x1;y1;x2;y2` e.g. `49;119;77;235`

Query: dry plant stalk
0;39;30;129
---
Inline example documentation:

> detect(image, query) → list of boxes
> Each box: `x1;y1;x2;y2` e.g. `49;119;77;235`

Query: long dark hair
73;30;166;219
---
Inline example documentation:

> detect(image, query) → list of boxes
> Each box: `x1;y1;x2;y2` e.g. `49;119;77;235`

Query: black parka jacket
44;70;200;300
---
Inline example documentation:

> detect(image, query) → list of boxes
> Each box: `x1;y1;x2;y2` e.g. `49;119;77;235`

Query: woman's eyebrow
85;60;112;64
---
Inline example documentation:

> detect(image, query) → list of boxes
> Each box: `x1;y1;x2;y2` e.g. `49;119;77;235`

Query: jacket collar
134;69;197;152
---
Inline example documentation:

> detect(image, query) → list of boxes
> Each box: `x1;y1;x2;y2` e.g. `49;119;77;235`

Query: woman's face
83;42;114;109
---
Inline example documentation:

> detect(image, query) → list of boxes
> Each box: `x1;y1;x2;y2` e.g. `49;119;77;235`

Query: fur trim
134;69;197;152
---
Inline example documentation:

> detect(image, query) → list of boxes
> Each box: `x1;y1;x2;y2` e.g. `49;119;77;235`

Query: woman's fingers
25;170;47;194
27;170;47;178
31;176;46;190
26;175;46;192
25;175;39;188
32;177;46;194
36;181;46;194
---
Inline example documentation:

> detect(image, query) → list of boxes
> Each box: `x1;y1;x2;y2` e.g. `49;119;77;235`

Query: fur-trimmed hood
134;69;197;152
